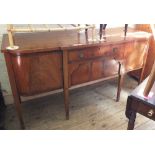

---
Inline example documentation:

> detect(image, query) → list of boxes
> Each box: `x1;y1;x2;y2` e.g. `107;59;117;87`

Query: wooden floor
4;75;155;130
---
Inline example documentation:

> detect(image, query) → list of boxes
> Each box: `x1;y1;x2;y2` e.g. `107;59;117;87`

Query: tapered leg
63;50;69;120
64;88;69;120
127;111;136;130
116;63;124;102
4;53;25;129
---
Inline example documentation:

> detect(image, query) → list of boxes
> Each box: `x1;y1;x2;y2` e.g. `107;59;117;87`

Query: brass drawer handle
147;109;154;117
79;53;84;59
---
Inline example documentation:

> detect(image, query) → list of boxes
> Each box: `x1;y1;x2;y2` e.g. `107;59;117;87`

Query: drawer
68;45;113;62
137;102;155;120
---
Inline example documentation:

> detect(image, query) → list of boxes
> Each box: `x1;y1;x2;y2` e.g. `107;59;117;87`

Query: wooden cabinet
1;28;150;128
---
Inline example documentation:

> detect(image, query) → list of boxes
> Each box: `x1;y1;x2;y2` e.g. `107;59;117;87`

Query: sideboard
1;27;151;128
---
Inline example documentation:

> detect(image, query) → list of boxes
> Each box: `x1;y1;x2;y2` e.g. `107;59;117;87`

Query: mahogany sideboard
1;28;151;129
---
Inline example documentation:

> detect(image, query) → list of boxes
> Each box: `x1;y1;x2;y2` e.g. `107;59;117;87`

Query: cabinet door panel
12;51;63;96
124;40;148;71
69;62;91;86
92;59;119;80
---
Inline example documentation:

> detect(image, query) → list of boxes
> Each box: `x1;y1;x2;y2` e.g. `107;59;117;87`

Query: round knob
147;109;154;117
79;53;84;59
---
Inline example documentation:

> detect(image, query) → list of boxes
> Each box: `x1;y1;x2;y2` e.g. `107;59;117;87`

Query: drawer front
68;44;125;62
137;102;155;120
68;46;112;62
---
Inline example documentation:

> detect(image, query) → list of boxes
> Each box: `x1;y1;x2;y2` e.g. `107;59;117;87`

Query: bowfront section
11;51;63;96
124;39;149;73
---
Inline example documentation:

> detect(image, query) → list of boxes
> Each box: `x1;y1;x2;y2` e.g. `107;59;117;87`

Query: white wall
0;25;11;96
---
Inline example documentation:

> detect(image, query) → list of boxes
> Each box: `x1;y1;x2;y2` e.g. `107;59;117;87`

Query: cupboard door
12;51;63;96
124;40;148;72
91;59;119;80
69;62;91;86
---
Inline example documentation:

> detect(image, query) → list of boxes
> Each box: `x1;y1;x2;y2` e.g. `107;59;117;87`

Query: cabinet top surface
1;27;151;54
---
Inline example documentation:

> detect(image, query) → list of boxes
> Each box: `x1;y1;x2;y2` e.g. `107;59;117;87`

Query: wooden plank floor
4;75;155;130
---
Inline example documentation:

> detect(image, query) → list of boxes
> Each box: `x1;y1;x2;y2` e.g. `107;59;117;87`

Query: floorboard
4;75;155;130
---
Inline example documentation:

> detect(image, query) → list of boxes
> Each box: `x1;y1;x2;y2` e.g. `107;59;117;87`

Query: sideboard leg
116;63;124;102
127;111;136;130
139;42;149;84
63;50;69;120
4;53;25;129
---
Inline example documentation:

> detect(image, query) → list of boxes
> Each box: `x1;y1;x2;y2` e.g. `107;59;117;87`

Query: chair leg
127;111;136;130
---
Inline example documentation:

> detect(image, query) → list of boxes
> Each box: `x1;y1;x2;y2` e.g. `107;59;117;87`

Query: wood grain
1;27;151;128
11;51;63;96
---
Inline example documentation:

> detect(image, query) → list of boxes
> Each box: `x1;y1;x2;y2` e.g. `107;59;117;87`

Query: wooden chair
126;24;155;129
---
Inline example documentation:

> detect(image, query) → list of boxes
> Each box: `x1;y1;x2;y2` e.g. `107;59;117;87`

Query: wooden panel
69;62;91;86
135;24;155;78
91;59;119;80
124;40;148;72
12;51;63;96
91;61;103;80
